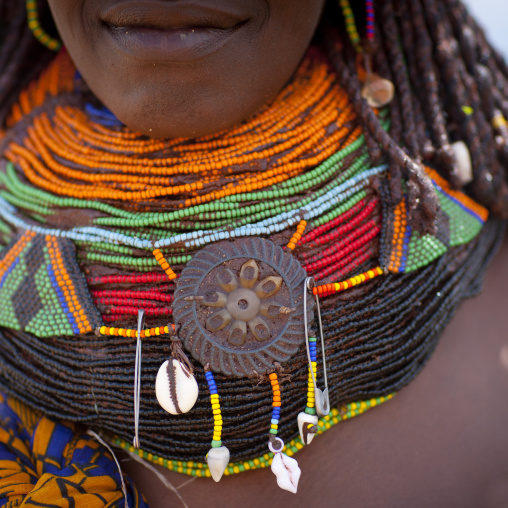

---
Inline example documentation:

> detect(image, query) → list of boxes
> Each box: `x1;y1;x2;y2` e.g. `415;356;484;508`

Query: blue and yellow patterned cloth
0;392;148;507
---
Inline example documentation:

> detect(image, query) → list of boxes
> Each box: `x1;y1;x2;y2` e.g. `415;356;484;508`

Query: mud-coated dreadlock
321;0;508;232
1;0;508;231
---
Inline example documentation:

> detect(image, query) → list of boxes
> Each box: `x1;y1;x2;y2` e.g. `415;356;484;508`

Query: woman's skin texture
122;236;508;507
46;0;326;138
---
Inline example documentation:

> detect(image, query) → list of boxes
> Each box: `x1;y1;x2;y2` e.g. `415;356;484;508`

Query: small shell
297;412;318;445
451;141;473;185
271;452;301;494
361;74;395;108
206;445;230;482
155;358;198;415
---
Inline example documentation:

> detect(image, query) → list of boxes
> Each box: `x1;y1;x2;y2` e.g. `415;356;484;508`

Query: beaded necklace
0;44;498;490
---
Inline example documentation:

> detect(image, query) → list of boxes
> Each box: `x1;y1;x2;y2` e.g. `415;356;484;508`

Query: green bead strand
26;0;62;52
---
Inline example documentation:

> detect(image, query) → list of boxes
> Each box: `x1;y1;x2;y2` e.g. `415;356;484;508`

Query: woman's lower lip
105;25;239;63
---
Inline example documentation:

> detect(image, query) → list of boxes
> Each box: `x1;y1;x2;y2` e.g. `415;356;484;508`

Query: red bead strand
303;221;380;273
91;289;174;302
87;273;173;285
313;244;370;281
94;297;159;308
301;198;378;253
300;197;375;246
108;306;172;317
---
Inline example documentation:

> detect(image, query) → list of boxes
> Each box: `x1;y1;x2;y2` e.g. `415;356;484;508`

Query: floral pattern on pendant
173;238;310;378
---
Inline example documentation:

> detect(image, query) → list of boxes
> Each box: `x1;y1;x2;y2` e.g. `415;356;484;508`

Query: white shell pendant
451;140;473;186
155;358;198;415
297;412;318;445
206;446;230;482
361;74;395;108
269;437;301;494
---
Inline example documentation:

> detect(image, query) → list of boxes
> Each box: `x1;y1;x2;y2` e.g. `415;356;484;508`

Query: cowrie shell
155;358;198;415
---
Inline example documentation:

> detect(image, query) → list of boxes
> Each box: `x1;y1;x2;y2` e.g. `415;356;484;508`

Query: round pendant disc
173;238;309;378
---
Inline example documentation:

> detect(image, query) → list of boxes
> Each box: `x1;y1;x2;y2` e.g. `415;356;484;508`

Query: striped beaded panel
385;168;488;273
0;232;103;336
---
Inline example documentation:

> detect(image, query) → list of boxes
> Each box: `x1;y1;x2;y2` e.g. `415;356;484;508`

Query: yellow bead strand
313;266;383;296
96;324;174;338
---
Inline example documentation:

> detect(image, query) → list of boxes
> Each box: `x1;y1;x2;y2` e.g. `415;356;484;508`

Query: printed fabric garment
0;392;148;507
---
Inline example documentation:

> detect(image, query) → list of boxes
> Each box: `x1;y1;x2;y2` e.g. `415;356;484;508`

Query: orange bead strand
153;249;177;281
287;219;308;251
5;51;360;204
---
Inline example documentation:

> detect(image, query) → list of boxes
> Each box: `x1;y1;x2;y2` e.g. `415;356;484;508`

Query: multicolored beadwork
0;232;102;336
0;40;496;480
297;337;319;445
365;0;375;44
204;366;230;482
339;0;362;52
385;169;488;273
312;266;383;297
205;368;223;448
269;372;281;436
305;338;318;414
25;0;62;51
96;324;174;338
115;394;395;477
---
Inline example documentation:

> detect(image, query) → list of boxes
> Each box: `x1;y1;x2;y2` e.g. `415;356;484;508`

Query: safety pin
303;277;330;417
133;309;145;449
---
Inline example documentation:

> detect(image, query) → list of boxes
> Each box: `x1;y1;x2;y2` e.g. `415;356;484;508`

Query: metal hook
313;286;329;417
133;309;145;449
303;277;330;417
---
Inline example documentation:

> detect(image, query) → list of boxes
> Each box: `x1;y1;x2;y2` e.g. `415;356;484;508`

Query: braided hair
1;0;508;232
321;0;508;232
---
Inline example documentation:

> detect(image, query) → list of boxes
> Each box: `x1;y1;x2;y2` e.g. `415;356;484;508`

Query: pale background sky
463;0;508;58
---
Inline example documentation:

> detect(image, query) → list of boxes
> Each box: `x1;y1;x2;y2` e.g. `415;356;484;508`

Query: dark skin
46;0;326;138
45;1;508;506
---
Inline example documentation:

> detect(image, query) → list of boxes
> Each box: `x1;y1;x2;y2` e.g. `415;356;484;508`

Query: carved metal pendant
173;238;309;377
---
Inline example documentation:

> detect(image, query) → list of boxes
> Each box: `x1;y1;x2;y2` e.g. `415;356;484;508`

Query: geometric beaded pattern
0;231;103;336
386;168;488;273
